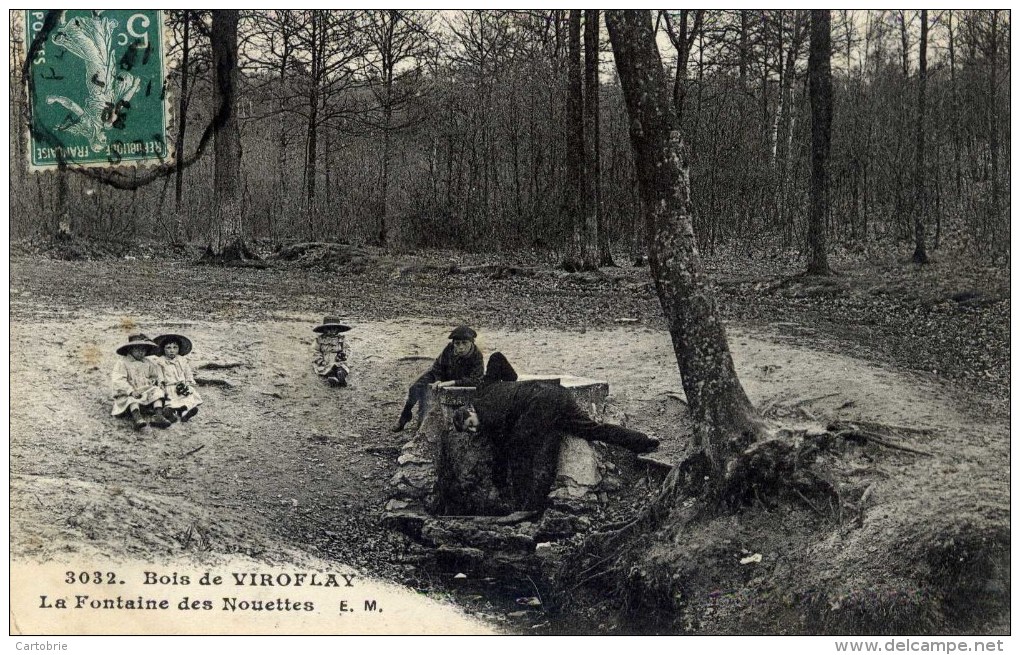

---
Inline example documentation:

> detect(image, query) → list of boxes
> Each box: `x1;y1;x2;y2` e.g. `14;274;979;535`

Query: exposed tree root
567;415;936;601
198;240;263;266
828;420;934;457
273;241;337;260
559;258;599;273
446;264;541;278
847;419;932;437
552;402;967;634
584;428;847;560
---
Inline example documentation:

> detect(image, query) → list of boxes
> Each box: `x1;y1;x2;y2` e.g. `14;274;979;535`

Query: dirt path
10;301;1009;633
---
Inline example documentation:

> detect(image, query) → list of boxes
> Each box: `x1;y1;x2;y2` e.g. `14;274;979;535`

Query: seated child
153;333;203;422
392;325;483;432
110;334;172;430
312;316;352;387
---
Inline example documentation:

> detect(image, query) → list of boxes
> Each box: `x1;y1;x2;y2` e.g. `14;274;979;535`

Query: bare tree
174;11;192;212
897;10;912;78
947;10;960;199
988;10;1000;223
584;10;609;266
765;11;808;240
605;10;765;473
739;10;750;87
168;10;208;212
806;10;833;275
912;9;929;264
210;9;247;256
264;10;369;237
363;10;437;245
442;10;517;245
241;10;304;238
562;10;586;270
770;11;807;165
660;10;704;126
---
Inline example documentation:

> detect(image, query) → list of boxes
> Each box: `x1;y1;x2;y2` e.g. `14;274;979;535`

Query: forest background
8;10;1011;266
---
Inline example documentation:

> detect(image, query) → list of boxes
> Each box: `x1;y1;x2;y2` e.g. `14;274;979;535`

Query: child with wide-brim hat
110;333;172;430
312;316;353;387
153;333;203;422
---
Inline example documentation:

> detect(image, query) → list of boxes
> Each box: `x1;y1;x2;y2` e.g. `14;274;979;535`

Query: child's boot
149;407;172;429
130;407;147;431
181;407;199;422
162;406;179;424
392;403;414;432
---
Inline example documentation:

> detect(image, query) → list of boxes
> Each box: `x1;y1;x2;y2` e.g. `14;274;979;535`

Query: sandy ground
9;310;1010;634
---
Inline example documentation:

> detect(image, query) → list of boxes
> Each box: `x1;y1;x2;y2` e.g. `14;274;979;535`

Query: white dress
312;334;351;379
155;355;203;411
110;356;166;416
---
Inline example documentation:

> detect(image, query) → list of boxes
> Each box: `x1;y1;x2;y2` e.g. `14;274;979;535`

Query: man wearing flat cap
392;325;484;432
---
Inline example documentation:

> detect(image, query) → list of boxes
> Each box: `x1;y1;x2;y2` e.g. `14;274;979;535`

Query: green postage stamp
23;10;170;170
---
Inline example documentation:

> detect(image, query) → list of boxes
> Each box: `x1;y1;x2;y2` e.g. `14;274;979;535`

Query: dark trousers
559;402;656;452
490;397;654;511
398;372;436;425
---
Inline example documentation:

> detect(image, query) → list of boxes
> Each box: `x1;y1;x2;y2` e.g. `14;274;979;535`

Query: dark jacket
418;342;484;387
473;381;562;435
472;380;656;510
480;351;518;387
472;381;567;510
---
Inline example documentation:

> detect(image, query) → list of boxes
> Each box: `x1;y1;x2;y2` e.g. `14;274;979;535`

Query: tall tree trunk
212;9;244;254
663;10;704;128
806;10;833;275
584;9;607;267
375;10;400;247
56;168;68;234
445;133;454;210
277;105;289;239
988;10;999;223
899;11;909;78
739;10;749;87
844;10;853;75
912;9;929;264
605;10;765;472
175;10;190;212
775;12;804;233
760;11;771;144
379;99;392;246
305;12;320;235
948;11;961;198
562;9;584;269
693;18;705;161
323;129;333;235
769;11;785;164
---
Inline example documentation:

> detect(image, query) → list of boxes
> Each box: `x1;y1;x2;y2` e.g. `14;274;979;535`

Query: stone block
397;453;432;466
434;545;486;571
385;499;411;512
380;510;427;537
535;509;582;540
517;374;609;420
556;436;602;488
422;517;537;553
